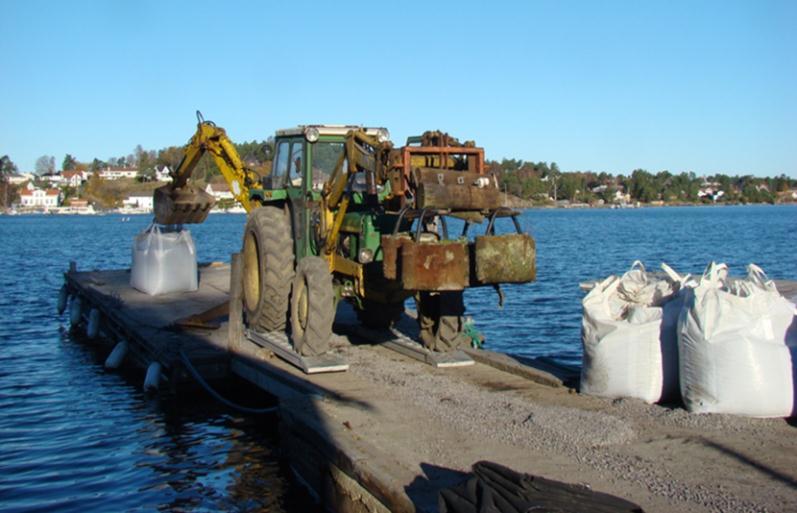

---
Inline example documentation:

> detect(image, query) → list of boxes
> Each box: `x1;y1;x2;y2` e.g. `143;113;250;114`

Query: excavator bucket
153;185;216;225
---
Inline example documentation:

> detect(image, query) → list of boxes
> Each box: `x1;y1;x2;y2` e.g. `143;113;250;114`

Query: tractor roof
275;125;388;138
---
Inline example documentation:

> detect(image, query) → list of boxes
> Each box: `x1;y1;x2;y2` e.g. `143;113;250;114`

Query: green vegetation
126;138;274;183
62;154;77;172
82;138;271;208
487;159;796;206
1;155;19;207
4;141;795;210
0;155;17;177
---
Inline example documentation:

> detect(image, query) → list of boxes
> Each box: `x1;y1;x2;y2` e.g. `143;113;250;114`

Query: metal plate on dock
245;329;349;374
381;328;474;368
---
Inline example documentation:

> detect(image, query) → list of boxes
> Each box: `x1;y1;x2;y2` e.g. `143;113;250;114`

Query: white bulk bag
131;224;198;295
678;263;797;417
581;261;690;404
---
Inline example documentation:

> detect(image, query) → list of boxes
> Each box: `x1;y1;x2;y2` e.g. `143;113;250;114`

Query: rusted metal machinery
154;115;536;357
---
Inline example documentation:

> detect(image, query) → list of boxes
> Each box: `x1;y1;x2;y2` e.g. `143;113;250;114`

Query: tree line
0;139;274;208
25;139;275;181
2;146;795;209
486;159;796;205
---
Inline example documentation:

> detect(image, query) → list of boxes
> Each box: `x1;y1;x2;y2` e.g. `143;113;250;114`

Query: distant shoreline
3;202;795;217
503;197;796;209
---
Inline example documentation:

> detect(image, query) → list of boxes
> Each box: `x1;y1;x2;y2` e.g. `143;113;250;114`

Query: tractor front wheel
290;257;334;356
242;206;294;332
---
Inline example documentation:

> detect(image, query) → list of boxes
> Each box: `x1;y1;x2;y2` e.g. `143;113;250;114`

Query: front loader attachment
153;184;216;225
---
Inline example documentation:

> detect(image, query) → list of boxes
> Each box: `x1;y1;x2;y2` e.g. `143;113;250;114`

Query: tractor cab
264;125;389;191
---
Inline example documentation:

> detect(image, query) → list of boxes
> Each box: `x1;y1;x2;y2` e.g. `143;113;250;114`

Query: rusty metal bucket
153;185;216;225
472;233;536;284
381;234;470;291
401;240;470;291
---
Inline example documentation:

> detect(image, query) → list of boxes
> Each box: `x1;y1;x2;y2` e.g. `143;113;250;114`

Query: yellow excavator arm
153;111;260;224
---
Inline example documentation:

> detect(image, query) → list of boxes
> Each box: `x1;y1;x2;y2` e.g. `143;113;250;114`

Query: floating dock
62;262;797;513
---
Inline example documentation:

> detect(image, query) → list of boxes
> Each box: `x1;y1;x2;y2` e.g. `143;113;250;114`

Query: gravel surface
337;343;796;513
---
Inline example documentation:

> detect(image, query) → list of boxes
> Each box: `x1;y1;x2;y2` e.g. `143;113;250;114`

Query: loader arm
154;112;261;224
320;129;390;256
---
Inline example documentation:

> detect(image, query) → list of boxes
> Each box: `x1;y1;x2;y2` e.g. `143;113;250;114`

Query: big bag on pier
581;261;691;404
131;224;198;295
678;263;797;417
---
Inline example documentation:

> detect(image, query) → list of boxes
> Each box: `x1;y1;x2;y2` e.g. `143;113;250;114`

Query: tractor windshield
311;142;345;190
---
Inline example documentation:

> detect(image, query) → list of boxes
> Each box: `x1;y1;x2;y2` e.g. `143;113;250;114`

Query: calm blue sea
0;205;794;512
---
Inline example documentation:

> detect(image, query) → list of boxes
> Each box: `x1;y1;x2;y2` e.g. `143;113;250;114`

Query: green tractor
155;116;535;357
240;126;535;356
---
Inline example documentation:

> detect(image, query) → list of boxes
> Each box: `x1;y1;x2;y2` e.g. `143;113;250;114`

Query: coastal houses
204;183;245;212
7;172;35;185
99;167;138;180
19;185;61;209
59;199;95;214
38;172;64;186
205;183;233;201
122;195;154;211
154;165;173;182
590;184;632;205
62;170;88;187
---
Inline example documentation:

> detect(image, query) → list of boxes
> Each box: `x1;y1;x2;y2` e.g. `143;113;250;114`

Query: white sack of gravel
678;262;797;417
581;261;691;404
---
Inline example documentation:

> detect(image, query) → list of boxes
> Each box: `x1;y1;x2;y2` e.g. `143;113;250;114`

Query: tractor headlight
305;127;320;142
376;128;390;144
358;248;374;264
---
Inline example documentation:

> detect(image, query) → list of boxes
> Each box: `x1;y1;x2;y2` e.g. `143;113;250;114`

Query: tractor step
376;327;475;368
245;329;349;374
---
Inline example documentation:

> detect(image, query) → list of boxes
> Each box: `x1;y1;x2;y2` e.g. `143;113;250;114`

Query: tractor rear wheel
242;206;294;332
416;291;470;351
356;299;405;330
290;257;334;356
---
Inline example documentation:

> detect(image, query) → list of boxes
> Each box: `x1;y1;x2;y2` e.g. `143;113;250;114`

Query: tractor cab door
283;137;309;259
266;139;290;189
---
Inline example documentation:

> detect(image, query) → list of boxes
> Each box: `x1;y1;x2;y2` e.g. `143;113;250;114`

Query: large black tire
356;299;405;330
416;291;469;352
290;257;334;356
242;206;295;332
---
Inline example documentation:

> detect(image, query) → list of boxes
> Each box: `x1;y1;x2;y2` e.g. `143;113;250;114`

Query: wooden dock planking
64;263;797;513
65;264;232;384
63;262;581;512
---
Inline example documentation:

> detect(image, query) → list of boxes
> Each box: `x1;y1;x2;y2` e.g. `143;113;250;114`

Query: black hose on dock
178;349;278;415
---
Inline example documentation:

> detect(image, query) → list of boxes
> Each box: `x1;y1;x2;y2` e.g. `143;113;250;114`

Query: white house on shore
122;195;154;211
62;170;88;187
99;167;138;180
155;165;173;182
19;185;61;208
8;173;35;185
38;172;64;185
205;183;233;200
698;187;725;201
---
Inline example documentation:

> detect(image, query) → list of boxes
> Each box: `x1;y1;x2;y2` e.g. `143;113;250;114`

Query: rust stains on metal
380;234;408;280
399;240;470;291
382;232;535;290
473;234;536;284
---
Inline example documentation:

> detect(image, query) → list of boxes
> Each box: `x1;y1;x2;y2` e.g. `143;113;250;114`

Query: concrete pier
63;263;797;513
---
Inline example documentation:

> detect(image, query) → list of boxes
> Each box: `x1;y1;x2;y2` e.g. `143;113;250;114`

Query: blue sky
1;0;795;177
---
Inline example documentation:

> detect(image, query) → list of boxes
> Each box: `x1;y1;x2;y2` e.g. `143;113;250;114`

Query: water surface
0;205;794;511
